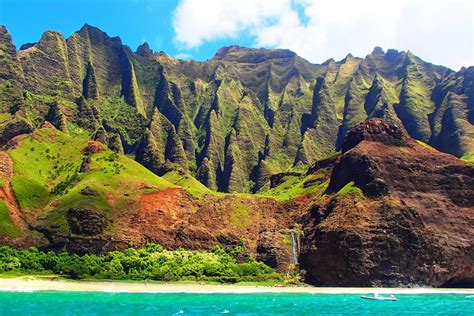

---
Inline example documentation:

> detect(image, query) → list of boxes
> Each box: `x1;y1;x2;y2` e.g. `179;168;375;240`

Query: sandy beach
0;277;473;294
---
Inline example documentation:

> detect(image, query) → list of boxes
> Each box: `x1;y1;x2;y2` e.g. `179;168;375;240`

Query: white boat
361;293;398;301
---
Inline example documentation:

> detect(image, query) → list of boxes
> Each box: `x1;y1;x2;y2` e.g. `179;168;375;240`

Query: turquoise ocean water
0;292;473;315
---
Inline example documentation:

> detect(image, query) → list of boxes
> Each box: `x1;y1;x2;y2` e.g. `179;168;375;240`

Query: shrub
0;244;282;283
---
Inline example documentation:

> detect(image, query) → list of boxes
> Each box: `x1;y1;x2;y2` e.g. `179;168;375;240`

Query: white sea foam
0;287;37;292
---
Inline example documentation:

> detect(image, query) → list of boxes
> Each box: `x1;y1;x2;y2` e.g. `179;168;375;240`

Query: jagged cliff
0;24;473;286
1;24;473;193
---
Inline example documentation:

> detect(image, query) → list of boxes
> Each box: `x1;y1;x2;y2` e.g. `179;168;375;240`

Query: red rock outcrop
299;118;474;287
39;186;301;272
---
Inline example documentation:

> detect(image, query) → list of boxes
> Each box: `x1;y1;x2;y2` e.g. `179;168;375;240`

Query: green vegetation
337;181;364;199
230;201;250;229
260;169;330;201
97;95;146;145
415;140;436;151
9;127;172;207
162;170;211;196
9;128;85;209
397;62;435;142
7;126;174;235
0;200;21;237
0;112;11;122
0;244;283;283
462;152;474;164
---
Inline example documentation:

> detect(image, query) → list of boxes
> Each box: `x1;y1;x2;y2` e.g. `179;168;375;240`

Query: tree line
0;244;283;283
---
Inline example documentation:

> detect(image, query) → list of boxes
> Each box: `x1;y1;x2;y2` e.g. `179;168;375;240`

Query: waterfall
291;231;298;264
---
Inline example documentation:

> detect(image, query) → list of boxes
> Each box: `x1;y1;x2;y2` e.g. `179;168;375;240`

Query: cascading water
290;231;298;264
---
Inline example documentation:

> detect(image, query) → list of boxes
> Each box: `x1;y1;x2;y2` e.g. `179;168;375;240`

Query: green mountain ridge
1;24;473;193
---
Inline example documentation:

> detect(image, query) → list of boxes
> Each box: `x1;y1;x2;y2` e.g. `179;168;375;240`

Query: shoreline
0;277;473;294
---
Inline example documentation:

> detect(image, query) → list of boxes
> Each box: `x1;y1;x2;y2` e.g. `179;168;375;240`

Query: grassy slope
259;168;331;201
162;170;211;196
0;200;21;237
7;127;174;233
337;181;364;200
9;128;84;210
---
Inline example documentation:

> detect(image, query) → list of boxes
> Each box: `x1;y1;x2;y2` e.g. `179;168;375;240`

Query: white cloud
175;52;192;59
173;0;473;70
172;0;297;47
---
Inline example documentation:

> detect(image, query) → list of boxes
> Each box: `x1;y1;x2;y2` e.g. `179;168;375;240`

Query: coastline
0;277;473;294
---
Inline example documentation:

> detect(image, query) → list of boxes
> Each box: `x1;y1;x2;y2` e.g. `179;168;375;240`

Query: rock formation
299;119;474;287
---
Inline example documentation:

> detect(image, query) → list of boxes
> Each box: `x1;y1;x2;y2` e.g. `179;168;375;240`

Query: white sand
0;277;473;294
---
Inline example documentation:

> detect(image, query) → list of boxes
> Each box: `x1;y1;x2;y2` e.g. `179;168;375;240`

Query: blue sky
0;0;255;61
0;0;472;69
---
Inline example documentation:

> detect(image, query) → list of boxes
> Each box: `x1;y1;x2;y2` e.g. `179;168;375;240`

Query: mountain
0;24;473;286
1;25;473;193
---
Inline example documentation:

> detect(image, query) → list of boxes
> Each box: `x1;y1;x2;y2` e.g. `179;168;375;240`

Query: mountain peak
136;42;153;57
371;46;385;55
0;25;18;56
79;23;100;33
77;24;122;44
321;58;335;65
341;53;357;63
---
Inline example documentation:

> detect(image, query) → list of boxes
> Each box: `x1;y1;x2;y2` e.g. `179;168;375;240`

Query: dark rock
306;154;340;175
80;186;99;196
256;232;280;268
93;127;108;145
67;208;108;236
136;42;153;57
327;151;387;197
270;172;302;188
82;62;99;99
0;118;33;147
65;237;109;255
79;155;91;172
341;118;407;152
108;133;124;154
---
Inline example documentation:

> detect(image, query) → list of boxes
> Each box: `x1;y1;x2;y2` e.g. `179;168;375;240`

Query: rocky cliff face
1;112;473;286
299;118;474;287
38;186;299;272
1;24;473;193
0;23;473;286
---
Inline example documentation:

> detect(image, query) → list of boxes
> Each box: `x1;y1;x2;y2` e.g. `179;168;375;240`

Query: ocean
0;292;472;315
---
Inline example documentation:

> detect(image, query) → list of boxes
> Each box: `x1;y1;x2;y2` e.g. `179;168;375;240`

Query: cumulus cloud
173;0;473;70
